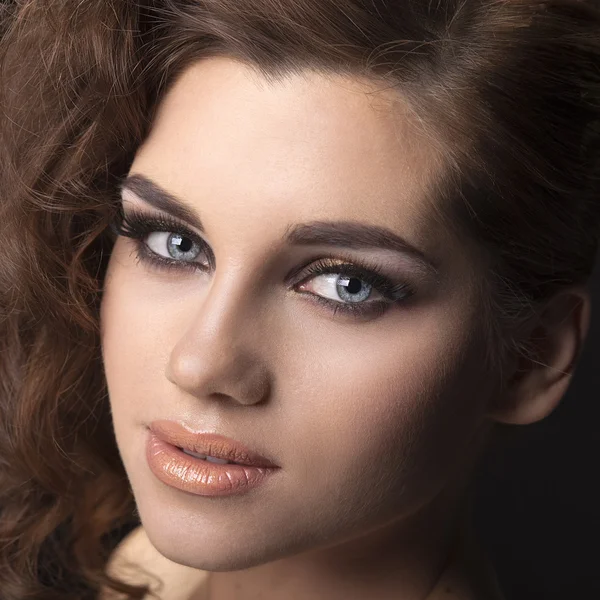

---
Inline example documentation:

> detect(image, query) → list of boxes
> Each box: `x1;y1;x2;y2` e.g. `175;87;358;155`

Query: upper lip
148;420;279;468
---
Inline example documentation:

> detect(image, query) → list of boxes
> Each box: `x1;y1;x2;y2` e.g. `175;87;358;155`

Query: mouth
146;431;280;497
147;419;280;469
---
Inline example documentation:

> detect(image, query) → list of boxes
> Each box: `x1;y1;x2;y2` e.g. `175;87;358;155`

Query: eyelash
109;207;417;320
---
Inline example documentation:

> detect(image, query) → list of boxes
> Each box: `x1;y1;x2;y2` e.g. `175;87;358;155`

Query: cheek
277;309;487;515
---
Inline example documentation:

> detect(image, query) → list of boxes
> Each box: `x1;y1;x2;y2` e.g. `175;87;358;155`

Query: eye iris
337;276;372;302
167;233;196;259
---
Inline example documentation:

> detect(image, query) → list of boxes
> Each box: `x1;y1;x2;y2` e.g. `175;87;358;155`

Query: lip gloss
145;431;279;497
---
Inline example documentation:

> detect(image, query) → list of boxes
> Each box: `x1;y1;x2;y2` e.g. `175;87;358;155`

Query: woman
0;1;598;599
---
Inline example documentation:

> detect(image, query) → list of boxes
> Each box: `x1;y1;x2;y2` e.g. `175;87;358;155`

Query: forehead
132;56;453;262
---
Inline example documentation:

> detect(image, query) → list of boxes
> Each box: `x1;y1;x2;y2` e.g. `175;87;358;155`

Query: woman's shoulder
101;525;209;600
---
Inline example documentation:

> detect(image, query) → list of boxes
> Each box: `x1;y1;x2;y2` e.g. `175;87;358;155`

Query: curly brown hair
0;0;599;598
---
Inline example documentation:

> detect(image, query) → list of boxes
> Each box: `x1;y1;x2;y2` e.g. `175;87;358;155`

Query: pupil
345;278;362;294
176;237;193;252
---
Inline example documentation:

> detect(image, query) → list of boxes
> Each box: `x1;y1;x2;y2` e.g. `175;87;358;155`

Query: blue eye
145;231;208;264
293;258;415;319
300;273;376;304
110;207;212;273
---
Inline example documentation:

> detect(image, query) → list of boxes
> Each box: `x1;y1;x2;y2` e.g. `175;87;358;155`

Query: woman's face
100;56;495;570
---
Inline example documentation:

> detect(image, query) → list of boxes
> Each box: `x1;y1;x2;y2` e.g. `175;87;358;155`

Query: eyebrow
120;173;441;278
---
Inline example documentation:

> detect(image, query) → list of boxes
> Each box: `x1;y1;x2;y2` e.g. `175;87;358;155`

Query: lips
148;420;279;469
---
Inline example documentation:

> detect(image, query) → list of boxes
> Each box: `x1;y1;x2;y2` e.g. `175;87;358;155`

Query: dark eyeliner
292;257;416;319
109;205;213;273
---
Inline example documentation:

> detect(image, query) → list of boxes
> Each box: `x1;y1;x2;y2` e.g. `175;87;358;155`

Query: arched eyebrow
120;173;441;279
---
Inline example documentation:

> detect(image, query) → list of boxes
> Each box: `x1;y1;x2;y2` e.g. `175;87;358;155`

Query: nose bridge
166;266;270;405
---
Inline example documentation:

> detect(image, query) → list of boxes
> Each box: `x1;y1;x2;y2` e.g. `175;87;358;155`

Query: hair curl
1;0;599;598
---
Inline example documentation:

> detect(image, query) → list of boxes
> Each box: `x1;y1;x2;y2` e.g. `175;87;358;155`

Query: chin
196;543;295;571
144;522;313;572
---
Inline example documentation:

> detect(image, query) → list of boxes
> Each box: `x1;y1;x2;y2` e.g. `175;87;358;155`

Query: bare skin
100;56;590;600
104;514;505;600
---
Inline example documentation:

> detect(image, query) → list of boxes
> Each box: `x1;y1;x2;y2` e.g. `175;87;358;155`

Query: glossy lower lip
146;432;279;497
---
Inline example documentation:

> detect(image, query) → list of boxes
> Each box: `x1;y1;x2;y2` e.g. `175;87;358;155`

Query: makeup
145;421;280;497
110;206;418;320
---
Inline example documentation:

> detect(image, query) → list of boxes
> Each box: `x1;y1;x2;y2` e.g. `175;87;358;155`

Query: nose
165;272;272;406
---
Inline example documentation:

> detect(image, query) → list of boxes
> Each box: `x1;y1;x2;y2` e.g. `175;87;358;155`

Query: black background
474;252;600;599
